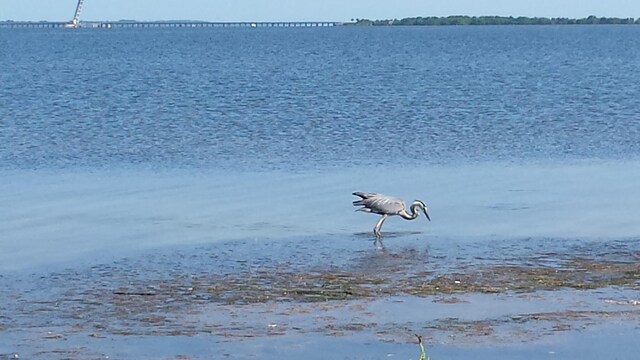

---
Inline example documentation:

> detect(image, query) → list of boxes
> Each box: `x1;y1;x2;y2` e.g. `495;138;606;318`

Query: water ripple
1;26;639;170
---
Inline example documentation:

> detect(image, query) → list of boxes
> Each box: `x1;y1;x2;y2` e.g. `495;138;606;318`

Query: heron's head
411;200;431;221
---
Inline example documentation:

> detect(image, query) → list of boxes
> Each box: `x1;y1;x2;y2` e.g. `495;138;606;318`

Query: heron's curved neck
399;205;420;220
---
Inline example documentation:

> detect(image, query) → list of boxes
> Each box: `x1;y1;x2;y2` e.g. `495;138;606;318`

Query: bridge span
1;0;345;29
0;21;344;29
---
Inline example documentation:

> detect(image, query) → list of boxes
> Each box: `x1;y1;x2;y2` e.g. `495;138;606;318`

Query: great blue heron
352;192;431;238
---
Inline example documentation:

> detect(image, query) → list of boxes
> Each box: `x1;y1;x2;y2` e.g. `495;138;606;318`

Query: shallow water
1;160;640;271
1;232;639;359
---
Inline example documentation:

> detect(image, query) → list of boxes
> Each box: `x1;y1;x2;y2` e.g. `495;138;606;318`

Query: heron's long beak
424;209;431;221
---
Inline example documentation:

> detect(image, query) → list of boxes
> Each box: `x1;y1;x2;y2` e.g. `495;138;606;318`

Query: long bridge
0;21;344;29
0;0;344;29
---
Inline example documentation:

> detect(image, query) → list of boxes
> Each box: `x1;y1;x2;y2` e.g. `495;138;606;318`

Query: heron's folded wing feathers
364;194;405;214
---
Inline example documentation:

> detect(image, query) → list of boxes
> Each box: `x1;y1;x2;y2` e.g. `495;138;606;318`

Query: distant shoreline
349;15;640;26
2;15;640;28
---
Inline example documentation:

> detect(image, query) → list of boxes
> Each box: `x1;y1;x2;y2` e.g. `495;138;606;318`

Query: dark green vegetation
350;15;640;26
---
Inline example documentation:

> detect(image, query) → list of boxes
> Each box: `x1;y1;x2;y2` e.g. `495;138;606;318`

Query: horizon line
2;14;640;23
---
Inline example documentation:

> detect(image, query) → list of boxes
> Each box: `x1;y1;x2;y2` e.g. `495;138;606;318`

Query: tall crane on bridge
65;0;85;28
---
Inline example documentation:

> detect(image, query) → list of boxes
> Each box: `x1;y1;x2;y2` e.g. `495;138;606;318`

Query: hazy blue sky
2;0;640;22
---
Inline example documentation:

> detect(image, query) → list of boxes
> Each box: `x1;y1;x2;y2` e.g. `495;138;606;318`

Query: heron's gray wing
356;193;405;215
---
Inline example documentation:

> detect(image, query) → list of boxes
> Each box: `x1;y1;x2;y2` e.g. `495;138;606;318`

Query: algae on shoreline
2;237;640;359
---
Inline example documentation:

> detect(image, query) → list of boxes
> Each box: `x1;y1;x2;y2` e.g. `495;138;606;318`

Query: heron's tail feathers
352;191;378;199
353;191;371;199
353;192;379;207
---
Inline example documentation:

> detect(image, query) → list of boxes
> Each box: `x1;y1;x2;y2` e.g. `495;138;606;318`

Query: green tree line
350;15;640;26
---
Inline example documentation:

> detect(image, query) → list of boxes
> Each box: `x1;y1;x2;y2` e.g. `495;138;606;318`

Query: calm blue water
1;26;639;170
2;25;640;360
1;26;640;271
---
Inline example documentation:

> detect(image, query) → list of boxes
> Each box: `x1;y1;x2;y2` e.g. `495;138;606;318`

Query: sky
1;0;639;22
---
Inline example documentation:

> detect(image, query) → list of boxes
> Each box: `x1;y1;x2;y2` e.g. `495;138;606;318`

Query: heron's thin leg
373;214;388;238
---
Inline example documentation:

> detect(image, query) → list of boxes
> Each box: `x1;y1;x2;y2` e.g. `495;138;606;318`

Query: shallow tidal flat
2;234;639;359
2;162;640;359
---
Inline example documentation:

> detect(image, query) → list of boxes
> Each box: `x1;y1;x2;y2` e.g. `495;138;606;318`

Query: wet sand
1;235;639;359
